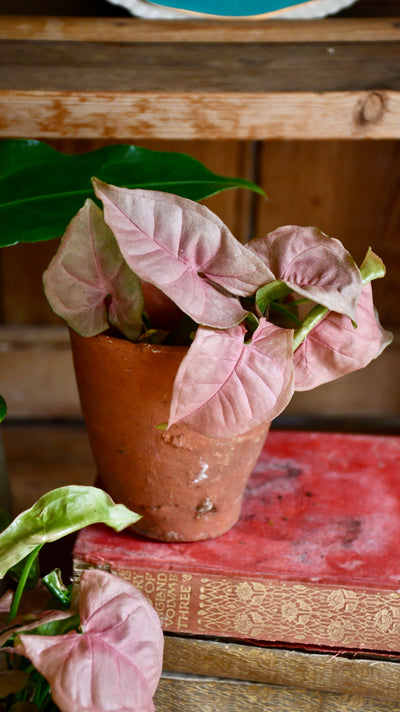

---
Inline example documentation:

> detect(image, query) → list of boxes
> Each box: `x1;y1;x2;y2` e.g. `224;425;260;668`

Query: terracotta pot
69;330;270;542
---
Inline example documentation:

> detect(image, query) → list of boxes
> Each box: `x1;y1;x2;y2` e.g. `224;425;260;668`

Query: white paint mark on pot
193;459;209;484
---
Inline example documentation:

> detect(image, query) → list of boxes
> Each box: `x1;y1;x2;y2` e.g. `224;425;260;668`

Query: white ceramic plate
106;0;358;20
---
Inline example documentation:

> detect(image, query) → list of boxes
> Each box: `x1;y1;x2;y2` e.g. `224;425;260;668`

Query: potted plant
0;140;392;542
0;486;164;712
43;184;391;542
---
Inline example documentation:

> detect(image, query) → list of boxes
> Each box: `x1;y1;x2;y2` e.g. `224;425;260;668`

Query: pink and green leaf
247;225;363;320
168;319;295;438
17;570;164;712
43;199;144;341
293;282;392;391
93;180;272;329
0;486;140;579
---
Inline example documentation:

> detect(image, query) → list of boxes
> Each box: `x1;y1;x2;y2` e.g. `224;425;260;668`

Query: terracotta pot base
70;330;270;542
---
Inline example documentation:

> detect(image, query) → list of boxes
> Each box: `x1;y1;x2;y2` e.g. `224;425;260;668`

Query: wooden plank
2;16;400;43
0;240;61;325
1;41;399;93
0;326;398;421
0;433;10;513
155;672;400;711
1;90;399;139
163;636;400;702
254;139;400;327
0;326;81;419
1;422;94;515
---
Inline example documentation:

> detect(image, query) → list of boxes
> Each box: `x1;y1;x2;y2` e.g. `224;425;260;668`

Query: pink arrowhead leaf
93;180;272;328
168;319;295;438
293;282;392;391
247;225;363;320
43;199;144;341
17;570;164;712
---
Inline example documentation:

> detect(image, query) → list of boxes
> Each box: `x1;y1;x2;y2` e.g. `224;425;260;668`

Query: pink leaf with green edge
93;180;272;328
293;283;392;391
16;570;164;712
0;605;72;648
247;225;363;320
168;319;295;438
43;199;144;341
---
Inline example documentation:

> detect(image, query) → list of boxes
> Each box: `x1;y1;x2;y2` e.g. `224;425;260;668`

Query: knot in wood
358;92;385;125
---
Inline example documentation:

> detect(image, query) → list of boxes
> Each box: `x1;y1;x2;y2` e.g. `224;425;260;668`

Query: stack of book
74;430;400;652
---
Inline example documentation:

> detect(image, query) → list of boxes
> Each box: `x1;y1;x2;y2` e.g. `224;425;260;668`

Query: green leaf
0;140;265;247
0;510;39;588
26;612;80;638
0;485;141;578
8;553;40;591
0;396;6;423
360;247;386;285
41;569;71;609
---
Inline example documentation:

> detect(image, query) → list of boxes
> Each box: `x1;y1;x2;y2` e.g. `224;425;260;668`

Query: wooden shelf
1;12;400;139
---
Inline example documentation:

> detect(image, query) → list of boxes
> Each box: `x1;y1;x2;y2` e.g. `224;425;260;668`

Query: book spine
73;557;400;651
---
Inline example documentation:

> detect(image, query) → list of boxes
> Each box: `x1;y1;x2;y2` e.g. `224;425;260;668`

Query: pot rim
69;327;189;356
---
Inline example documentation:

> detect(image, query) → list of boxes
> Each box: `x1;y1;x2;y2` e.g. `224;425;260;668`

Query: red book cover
73;430;400;652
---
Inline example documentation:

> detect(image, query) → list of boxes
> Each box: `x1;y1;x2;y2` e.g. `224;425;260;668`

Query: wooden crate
1;6;400;705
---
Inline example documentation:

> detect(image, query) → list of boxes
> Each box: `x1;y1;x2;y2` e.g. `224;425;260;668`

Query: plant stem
8;545;43;623
255;280;293;316
292;304;329;352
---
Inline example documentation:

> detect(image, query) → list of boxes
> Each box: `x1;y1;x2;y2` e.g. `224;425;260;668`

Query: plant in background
42;182;391;439
0;487;164;712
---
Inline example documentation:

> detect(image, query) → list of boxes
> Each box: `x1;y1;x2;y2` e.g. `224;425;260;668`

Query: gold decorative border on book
196;578;400;649
73;559;400;650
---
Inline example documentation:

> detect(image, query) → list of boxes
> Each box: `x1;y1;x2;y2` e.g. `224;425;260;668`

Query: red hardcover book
73;430;400;652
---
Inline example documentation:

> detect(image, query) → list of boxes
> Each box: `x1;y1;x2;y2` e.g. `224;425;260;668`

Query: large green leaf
0;140;264;247
0;485;140;578
0;509;39;589
0;395;6;422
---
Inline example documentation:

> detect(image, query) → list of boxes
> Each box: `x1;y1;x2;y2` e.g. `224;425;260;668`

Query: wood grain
1;90;399;139
1;421;94;515
155;673;400;711
1;41;399;93
0;326;81;420
2;16;400;43
163;636;400;702
253;139;400;327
